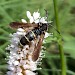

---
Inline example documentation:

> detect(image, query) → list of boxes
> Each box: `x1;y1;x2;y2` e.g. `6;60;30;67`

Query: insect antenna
44;9;60;35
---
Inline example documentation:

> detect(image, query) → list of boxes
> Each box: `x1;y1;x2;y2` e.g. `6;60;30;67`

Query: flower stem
53;0;66;75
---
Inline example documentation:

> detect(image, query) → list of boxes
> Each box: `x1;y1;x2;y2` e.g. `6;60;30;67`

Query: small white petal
44;32;50;38
17;28;25;32
27;11;32;19
23;65;30;69
30;17;34;23
30;62;37;71
33;12;40;20
40;17;47;23
34;19;40;23
8;66;15;71
49;20;53;23
23;45;29;49
7;71;12;75
13;61;19;66
25;70;36;75
16;67;22;72
10;44;15;48
18;52;24;58
16;32;25;35
21;19;27;23
12;37;19;44
16;72;23;75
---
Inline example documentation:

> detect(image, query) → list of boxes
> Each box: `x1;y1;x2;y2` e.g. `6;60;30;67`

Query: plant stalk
53;0;66;75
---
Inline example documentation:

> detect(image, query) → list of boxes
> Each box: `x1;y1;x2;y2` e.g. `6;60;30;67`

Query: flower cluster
22;11;47;23
6;11;51;75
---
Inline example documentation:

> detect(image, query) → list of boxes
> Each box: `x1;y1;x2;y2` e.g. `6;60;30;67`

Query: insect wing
10;22;38;29
32;34;45;61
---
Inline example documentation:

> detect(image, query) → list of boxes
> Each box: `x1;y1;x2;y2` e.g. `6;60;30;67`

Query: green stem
53;0;66;75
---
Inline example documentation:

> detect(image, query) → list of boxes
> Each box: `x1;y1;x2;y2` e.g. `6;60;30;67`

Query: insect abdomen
20;28;42;46
20;36;29;45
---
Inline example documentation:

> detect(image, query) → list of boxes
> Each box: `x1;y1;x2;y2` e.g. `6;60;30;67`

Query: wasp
10;21;49;61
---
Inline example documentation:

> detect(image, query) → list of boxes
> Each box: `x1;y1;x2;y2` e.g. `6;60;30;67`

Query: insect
10;21;49;61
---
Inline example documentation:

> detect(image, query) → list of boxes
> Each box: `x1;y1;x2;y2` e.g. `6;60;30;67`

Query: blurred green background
0;0;75;75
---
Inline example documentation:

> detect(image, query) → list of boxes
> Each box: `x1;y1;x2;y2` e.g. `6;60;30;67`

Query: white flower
6;28;38;75
21;19;27;23
24;10;47;23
